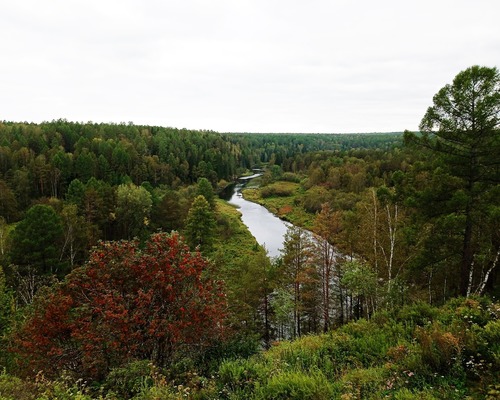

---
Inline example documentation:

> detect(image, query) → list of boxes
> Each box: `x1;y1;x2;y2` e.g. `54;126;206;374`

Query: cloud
1;0;499;132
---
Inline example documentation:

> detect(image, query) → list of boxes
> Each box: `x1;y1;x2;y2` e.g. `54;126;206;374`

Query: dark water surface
228;183;289;259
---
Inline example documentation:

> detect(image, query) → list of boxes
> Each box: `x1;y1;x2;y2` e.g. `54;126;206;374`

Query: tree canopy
10;204;63;275
405;65;500;296
11;232;226;380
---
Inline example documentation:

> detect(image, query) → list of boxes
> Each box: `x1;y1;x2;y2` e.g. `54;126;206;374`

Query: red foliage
11;233;227;379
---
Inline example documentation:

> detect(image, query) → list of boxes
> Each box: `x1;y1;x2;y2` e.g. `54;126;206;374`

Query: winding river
228;182;289;259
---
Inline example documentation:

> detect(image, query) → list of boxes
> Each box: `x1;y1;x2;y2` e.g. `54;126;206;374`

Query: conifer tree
10;205;63;276
405;65;500;296
185;195;216;252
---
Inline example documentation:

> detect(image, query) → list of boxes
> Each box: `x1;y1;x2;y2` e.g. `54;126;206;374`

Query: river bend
228;183;289;259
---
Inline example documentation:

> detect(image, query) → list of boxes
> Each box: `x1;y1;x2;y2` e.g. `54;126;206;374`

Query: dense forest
0;65;499;399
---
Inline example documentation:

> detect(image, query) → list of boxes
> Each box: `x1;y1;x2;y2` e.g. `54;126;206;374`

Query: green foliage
215;298;499;399
10;204;64;275
391;388;440;399
0;267;15;370
196;178;216;209
0;180;19;223
280;225;316;338
482;320;500;367
213;200;279;345
1;297;499;398
302;186;330;213
1;82;499;398
0;370;92;400
415;323;462;374
242;184;314;228
340;366;389;399
257;370;334;400
150;189;187;233
0;372;34;400
260;182;295;198
396;302;440;326
115;183;152;239
184;195;216;252
405;65;500;296
218;358;266;395
341;261;377;298
281;172;301;183
104;360;154;398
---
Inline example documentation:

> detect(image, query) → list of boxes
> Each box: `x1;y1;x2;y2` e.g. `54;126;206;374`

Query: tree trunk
461;208;474;296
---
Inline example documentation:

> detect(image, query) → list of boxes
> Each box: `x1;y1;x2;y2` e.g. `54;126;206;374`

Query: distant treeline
0;119;402;215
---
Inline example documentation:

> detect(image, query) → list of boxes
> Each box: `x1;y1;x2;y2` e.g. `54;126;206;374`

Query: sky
1;0;499;134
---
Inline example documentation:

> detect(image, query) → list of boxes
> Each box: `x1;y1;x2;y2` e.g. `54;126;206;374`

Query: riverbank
214;199;264;260
226;181;289;259
240;181;315;230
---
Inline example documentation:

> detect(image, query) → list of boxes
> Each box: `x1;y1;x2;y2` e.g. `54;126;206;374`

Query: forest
0;65;498;399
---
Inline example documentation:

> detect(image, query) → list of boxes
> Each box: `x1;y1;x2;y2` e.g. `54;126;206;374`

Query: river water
228;183;289;259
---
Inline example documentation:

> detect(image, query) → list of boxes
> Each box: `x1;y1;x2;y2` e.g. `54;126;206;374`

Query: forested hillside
0;65;498;399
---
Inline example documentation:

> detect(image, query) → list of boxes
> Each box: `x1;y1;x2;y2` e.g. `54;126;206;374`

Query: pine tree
185;195;216;252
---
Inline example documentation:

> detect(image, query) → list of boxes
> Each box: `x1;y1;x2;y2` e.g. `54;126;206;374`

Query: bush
104;360;154;398
0;372;37;400
0;371;92;400
257;370;334;400
442;297;492;327
415;324;462;375
302;186;330;213
198;333;261;376
260;185;294;198
337;320;395;367
340;367;388;399
396;302;440;327
281;173;301;183
482;319;500;365
132;385;177;400
392;387;438;399
218;358;267;395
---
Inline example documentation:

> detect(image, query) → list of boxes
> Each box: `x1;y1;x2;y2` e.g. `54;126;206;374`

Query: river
227;182;289;259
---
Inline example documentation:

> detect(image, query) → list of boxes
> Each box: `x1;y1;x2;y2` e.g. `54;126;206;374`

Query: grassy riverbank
241;181;315;230
214;199;264;259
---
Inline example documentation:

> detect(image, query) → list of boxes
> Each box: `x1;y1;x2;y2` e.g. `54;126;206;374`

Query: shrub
198;333;261;376
257;370;334;400
10;233;227;380
340;367;388;399
442;297;492;327
415;324;462;374
391;343;431;378
337;320;396;367
396;302;440;327
392;387;438;399
104;360;154;398
482;319;500;365
0;372;37;400
218;358;266;395
281;173;301;183
0;371;92;400
302;187;330;213
132;386;176;400
260;185;294;198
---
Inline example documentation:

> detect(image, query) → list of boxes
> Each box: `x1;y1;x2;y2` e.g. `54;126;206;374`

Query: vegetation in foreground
0;297;498;399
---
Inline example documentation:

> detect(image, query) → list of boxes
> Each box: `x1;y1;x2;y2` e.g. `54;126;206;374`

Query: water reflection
228;183;289;259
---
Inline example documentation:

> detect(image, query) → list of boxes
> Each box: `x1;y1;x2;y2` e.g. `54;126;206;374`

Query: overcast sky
1;1;499;133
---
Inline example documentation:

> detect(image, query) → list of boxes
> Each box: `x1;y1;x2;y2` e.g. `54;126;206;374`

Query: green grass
242;182;315;229
214;199;263;259
213;297;500;400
